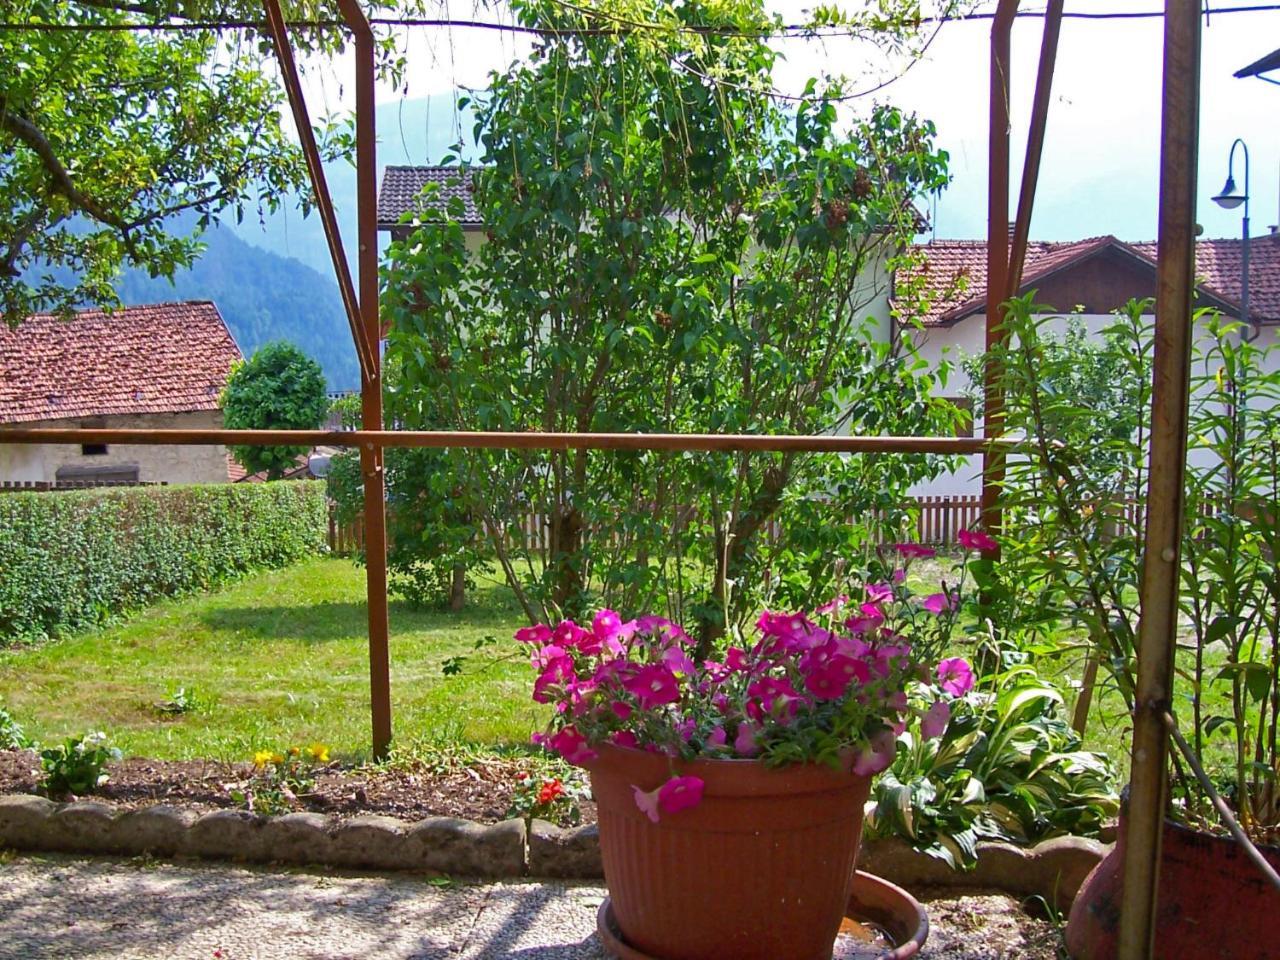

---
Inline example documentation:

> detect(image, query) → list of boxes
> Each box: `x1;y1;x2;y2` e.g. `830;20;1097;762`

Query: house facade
898;232;1280;496
0;301;243;485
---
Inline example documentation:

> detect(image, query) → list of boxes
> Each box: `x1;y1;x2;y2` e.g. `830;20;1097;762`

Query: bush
0;481;328;642
40;732;121;796
0;701;26;749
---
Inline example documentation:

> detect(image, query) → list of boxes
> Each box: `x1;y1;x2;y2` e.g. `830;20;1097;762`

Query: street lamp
1212;138;1251;336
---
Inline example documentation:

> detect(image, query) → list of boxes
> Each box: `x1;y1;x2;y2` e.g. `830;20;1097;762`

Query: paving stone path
0;853;1061;960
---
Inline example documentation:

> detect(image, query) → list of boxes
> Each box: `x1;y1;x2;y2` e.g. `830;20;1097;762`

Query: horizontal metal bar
0;427;1006;454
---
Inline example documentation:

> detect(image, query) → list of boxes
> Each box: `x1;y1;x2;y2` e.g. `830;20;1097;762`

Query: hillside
111;222;361;390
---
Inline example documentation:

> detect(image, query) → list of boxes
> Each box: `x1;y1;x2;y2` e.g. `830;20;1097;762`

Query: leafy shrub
40;732;122;796
0;481;328;642
864;664;1119;868
0;701;27;749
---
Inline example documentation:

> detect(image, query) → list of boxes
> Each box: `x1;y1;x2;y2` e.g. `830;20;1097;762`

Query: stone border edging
0;794;1103;907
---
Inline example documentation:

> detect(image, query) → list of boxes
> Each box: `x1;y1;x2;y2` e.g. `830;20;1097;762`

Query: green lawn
0;557;542;762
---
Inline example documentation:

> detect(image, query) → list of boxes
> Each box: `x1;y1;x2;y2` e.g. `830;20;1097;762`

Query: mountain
111;218;361;390
226;94;478;278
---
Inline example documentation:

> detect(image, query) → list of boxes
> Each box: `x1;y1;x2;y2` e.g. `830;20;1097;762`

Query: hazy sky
297;1;1280;243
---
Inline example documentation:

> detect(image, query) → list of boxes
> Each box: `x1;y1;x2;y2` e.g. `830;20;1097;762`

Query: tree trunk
449;563;466;612
551;504;585;616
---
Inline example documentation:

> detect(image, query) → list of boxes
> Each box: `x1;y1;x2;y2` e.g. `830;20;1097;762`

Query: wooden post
337;0;394;760
1118;3;1202;957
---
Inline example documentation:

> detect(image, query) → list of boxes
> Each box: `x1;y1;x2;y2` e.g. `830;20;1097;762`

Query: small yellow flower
307;744;330;764
271;752;285;765
253;750;274;769
287;746;301;757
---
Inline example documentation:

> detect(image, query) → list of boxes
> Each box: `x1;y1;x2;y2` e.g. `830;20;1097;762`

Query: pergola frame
0;3;1208;956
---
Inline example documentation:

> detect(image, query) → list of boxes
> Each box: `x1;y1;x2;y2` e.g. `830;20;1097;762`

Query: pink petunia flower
658;775;704;815
815;595;850;615
554;619;592;649
546;726;597;765
734;721;760;757
852;728;898;776
865;583;894;604
533;655;575;704
662;645;697;678
957;528;998;552
610;700;633;721
921;592;954;615
611;730;639;749
724;647;750;673
747;676;802;722
921;699;951;740
515;624;553;645
706;725;727;749
622;664;681;709
936;658;975;697
632;784;662;823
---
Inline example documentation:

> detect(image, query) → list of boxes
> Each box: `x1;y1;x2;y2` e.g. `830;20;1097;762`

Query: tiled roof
377;165;482;229
0;301;242;424
898;233;1280;326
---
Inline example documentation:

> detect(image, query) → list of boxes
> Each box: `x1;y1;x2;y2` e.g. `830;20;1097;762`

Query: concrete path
0;853;1059;960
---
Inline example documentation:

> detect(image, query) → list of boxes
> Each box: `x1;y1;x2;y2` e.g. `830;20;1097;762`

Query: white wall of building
903;311;1280;498
0;410;230;486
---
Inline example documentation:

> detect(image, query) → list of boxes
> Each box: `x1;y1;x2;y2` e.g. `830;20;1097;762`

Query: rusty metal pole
982;0;1018;554
336;0;393;760
1118;2;1202;957
1009;0;1064;293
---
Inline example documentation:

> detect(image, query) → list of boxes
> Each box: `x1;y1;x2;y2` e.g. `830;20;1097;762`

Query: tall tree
378;0;961;645
0;0;414;324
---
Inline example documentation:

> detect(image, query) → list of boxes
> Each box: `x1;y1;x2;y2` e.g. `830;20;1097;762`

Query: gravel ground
0;853;1062;960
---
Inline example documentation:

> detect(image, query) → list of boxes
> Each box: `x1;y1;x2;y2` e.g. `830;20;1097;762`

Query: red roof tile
0;301;242;424
898;233;1280;326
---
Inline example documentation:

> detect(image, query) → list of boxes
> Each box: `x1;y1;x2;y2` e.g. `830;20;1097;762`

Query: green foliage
507;763;590;827
220;341;330;479
152;685;200;717
983;297;1280;841
0;0;426;322
0;701;27;749
380;0;959;640
1177;317;1280;837
865;662;1119;869
980;298;1154;700
0;481;328;643
39;731;122;797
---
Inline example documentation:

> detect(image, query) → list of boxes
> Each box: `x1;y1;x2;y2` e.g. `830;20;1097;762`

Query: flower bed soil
0;748;595;825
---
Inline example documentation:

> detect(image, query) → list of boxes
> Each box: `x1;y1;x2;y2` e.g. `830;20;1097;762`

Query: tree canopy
221;341;330;479
0;0;418;324
371;0;961;643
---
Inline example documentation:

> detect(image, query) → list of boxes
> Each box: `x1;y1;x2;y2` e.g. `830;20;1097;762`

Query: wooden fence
326;495;986;556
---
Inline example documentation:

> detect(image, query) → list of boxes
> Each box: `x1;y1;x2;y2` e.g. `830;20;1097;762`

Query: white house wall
905;311;1280;499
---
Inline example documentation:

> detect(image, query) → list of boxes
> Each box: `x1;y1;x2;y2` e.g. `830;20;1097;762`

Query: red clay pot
1066;811;1280;960
585;742;872;960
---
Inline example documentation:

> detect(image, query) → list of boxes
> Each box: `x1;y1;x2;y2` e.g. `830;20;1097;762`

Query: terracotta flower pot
585;742;872;960
1066;810;1280;960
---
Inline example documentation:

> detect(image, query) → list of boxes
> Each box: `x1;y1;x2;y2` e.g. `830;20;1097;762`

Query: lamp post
1212;138;1251;338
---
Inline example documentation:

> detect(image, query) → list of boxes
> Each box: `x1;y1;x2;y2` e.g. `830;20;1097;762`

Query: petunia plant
524;540;988;821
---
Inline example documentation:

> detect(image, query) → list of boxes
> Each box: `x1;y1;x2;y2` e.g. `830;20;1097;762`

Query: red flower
537;778;565;805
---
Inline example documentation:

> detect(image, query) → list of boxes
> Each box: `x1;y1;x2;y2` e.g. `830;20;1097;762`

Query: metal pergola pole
1117;2;1203;957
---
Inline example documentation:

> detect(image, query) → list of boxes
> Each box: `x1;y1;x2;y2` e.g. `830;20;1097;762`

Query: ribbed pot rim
585;740;866;797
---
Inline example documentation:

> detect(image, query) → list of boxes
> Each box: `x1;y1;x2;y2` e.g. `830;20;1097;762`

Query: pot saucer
596;870;929;960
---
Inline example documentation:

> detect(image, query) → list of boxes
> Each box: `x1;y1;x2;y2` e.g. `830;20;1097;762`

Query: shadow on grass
197;596;524;644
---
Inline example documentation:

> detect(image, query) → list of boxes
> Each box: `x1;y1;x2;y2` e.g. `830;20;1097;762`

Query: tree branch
1;108;131;232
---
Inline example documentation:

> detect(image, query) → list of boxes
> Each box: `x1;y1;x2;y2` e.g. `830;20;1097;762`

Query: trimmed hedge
0;481;328;643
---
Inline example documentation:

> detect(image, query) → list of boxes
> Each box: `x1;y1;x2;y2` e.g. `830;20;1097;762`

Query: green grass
0;557;541;762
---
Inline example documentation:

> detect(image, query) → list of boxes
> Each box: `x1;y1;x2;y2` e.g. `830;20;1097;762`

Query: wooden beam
0;428;1013;455
1118;2;1202;957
